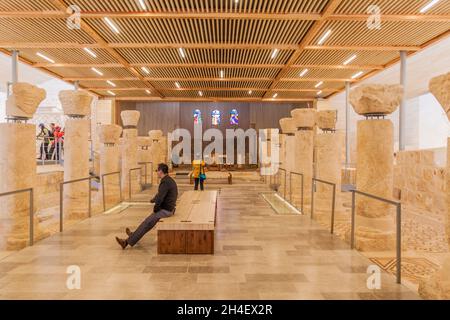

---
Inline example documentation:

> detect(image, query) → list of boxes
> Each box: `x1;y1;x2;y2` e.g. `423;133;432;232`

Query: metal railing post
59;183;64;232
283;170;286;199
350;190;356;249
289;172;292;203
396;203;402;284
310;178;315;219
88;178;92;218
101;171;122;211
29;188;34;246
331;184;336;234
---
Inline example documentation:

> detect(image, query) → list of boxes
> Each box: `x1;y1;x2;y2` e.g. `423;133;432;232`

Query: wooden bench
156;190;217;254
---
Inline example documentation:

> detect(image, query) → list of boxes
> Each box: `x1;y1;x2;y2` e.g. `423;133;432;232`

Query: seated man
116;163;178;249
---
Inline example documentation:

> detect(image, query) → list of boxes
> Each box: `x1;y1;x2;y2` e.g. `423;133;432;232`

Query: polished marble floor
0;181;419;300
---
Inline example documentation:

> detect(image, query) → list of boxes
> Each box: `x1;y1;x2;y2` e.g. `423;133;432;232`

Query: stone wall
394;149;447;222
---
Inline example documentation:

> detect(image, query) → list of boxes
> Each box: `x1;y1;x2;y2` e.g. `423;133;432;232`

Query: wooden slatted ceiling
61;0;328;13
0;0;448;102
314;20;450;46
85;18;314;45
336;0;450;15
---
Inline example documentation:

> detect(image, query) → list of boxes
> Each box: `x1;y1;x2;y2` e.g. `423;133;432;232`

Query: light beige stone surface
59;90;93;117
0;124;47;250
63;119;90;220
291;108;316;129
137;137;153;185
294;130;314;213
315;133;342;209
350;84;403;115
100;144;121;209
279;118;297;135
355;120;395;251
429;72;450;120
121;110;140;127
149;130;163;140
98;124;122;144
6;83;46;119
316;110;337;130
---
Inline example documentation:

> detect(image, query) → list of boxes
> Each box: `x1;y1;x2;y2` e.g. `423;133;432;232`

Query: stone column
350;84;403;251
59;91;93;220
419;72;450;299
314;110;343;216
0;83;48;250
149;130;164;183
121;111;140;200
260;128;276;185
291;109;316;214
279;118;297;196
137;136;152;186
99;125;122;210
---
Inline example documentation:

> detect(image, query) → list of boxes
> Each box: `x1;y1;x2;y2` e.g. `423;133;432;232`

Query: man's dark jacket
151;175;178;212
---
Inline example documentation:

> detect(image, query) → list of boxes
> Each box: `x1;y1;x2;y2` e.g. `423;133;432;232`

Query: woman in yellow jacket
192;159;207;191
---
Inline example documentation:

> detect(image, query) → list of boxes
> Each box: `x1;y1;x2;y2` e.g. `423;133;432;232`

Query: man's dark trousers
127;209;174;246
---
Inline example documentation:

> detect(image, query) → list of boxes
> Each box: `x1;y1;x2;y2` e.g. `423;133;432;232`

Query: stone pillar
279;118;297;196
99;125;122;209
291;109;316;214
350;84;403;251
419;72;450;299
121;111;140;200
314;110;343;215
149;130;164;183
137;136;152;186
0;83;47;250
59;91;93;220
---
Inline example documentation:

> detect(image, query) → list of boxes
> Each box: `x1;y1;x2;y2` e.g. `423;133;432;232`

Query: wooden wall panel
136;101;180;136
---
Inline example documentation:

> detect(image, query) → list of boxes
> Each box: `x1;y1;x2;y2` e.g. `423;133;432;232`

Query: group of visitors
36;123;65;161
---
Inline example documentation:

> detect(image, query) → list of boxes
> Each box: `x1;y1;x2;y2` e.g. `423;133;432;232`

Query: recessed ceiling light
272;93;278;99
248;90;253;95
104;17;120;34
315;81;323;88
141;67;150;74
317;29;332;45
178;48;186;59
199;91;203;96
36;52;55;63
343;54;357;65
138;0;146;10
420;0;440;13
107;90;116;96
220;70;224;78
145;89;151;94
299;69;308;77
271;48;279;59
351;71;364;79
107;80;116;87
83;48;97;58
91;67;103;76
175;82;181;88
317;90;322;95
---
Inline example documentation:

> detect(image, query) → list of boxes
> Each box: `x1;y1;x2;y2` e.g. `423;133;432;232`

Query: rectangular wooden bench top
157;190;217;231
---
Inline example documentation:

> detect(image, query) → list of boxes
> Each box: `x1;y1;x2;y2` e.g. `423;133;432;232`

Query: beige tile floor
0;181;419;300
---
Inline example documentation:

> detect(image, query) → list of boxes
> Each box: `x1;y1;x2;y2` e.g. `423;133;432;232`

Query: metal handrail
101;171;122;211
59;176;95;232
0;188;34;246
278;168;287;199
311;178;337;234
289;171;304;213
128;167;143;199
349;188;402;284
138;161;153;186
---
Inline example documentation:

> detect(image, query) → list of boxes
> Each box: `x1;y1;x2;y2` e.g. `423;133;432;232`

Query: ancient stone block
59;90;93;117
350;84;403;115
316;110;337;130
6;83;46;119
429;72;450;120
121;110;140;127
279;118;297;135
290;108;316;129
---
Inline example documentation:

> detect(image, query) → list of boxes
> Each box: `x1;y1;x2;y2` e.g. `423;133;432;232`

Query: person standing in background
192;157;207;191
36;123;51;160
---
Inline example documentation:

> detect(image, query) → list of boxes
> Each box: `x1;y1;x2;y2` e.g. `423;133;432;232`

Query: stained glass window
230;109;239;125
193;109;202;124
211;110;221;126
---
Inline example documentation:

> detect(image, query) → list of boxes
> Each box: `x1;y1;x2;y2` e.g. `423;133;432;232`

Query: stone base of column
0;124;49;250
355;119;395;251
101;145;121;210
295;130;314;213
